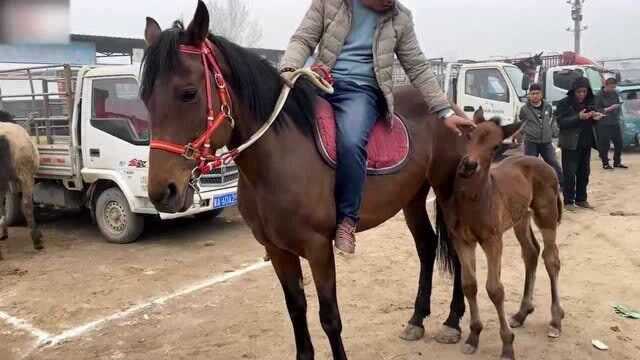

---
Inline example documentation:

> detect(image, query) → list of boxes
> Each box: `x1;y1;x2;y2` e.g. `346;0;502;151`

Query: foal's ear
145;17;162;46
473;107;486;124
501;123;522;140
186;0;210;44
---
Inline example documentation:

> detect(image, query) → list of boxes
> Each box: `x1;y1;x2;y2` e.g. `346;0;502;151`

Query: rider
280;0;474;254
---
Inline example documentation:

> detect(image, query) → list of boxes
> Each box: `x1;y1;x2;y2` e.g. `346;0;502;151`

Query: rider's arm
395;14;451;117
279;0;324;72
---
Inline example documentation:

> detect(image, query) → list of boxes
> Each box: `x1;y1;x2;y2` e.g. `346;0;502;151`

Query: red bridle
149;39;238;174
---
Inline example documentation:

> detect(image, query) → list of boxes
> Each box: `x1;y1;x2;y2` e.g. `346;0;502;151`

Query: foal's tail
435;201;456;275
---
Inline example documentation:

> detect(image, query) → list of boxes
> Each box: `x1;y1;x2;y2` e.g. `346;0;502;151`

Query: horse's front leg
0;189;6;260
308;238;348;360
267;244;315;360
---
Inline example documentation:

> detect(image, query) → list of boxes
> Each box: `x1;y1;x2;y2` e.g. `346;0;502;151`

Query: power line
566;0;588;54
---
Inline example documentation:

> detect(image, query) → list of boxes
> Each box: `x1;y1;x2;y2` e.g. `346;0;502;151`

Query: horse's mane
141;21;316;137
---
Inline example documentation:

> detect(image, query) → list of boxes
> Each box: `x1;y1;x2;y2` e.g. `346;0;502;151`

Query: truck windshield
585;68;604;91
621;90;640;118
504;66;527;98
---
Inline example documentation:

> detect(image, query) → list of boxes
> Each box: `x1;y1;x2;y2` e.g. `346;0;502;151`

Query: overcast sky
70;0;640;61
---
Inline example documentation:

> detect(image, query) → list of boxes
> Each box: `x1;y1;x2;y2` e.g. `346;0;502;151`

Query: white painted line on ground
38;259;271;348
0;310;51;343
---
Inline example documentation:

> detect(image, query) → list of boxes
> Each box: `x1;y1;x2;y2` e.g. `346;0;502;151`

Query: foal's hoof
462;343;478;355
399;324;425;341
509;317;524;329
434;325;462;344
547;326;561;338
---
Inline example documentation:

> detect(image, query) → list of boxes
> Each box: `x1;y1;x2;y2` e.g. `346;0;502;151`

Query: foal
442;110;564;359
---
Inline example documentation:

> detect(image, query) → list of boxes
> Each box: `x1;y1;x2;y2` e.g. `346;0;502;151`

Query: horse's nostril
165;183;178;202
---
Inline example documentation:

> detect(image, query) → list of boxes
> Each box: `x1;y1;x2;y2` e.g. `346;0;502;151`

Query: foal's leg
481;237;515;360
20;179;42;250
533;203;564;338
267;245;314;360
510;217;541;328
456;241;483;355
539;226;564;338
308;241;347;360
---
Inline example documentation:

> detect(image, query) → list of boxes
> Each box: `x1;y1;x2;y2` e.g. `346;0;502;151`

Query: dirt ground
1;151;639;360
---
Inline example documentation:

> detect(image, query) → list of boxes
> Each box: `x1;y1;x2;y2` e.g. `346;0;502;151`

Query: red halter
149;39;238;174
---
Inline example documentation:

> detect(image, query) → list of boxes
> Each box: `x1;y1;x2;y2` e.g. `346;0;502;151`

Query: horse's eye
493;145;501;152
179;89;198;103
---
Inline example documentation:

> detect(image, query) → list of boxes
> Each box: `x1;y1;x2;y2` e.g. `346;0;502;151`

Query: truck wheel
194;208;225;221
3;192;24;226
95;188;144;244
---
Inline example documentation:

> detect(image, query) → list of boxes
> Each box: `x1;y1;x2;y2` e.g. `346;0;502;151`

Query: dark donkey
141;2;469;358
441;109;564;359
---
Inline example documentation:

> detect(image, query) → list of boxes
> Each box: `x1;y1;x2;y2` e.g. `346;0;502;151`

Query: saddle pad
314;98;410;175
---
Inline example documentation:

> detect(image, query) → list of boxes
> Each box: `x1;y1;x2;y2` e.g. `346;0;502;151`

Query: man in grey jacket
516;83;563;186
280;0;474;254
596;78;628;170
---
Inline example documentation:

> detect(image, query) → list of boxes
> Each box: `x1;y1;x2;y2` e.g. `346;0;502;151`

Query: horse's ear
145;17;162;46
186;0;210;44
473;107;485;124
501;123;522;140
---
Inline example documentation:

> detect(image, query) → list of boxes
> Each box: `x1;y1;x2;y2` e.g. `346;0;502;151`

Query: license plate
213;193;237;209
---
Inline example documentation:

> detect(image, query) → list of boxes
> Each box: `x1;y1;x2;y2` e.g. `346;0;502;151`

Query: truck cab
541;65;605;107
0;64;239;243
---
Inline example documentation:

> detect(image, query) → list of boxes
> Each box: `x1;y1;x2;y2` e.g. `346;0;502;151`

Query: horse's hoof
462;343;477;355
435;325;462;344
547;326;561;338
509;316;524;329
399;324;425;341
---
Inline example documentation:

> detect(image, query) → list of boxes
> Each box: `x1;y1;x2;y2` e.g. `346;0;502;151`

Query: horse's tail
0;135;13;185
435;201;456;275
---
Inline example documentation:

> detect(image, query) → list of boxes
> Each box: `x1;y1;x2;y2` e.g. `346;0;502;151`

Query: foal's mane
141;21;316;137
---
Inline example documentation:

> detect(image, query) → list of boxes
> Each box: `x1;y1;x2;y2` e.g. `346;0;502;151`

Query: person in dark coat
555;77;605;210
595;77;628;169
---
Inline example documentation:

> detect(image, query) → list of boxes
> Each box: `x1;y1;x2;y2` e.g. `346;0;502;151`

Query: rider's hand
444;115;476;136
280;69;296;88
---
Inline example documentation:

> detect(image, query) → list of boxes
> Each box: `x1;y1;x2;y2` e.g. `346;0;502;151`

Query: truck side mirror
521;74;530;92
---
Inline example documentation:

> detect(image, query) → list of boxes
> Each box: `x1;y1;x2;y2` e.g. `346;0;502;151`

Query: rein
149;39;334;177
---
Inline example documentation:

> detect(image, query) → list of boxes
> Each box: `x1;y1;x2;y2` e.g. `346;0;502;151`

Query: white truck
0;64;239;243
394;59;529;124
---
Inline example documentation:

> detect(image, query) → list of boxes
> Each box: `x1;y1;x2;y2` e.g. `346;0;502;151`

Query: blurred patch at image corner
0;0;70;44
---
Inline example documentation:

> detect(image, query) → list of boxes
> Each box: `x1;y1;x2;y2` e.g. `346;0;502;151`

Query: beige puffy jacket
280;0;451;119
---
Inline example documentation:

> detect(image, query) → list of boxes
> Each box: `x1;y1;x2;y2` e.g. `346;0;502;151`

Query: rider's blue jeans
324;80;384;223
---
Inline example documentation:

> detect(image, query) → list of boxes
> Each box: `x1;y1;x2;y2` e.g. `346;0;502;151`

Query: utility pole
566;0;588;54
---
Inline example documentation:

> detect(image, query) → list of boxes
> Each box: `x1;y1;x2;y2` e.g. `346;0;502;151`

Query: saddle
313;98;411;175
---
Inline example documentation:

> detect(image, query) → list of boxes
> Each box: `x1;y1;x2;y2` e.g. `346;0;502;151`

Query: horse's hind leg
308;240;347;360
481;237;515;360
20;179;42;250
510;214;541;328
0;189;6;260
267;244;315;360
400;185;464;343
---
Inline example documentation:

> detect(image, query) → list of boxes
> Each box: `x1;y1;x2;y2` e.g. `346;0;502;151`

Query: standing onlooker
516;83;563;187
596;78;628;170
556;77;605;210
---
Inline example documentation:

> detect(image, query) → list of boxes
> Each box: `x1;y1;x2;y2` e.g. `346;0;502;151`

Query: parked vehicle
617;84;640;148
0;64;239;243
394;59;529;125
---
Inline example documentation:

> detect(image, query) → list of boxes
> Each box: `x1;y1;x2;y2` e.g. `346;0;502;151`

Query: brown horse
141;2;470;358
0;122;43;260
440;110;563;359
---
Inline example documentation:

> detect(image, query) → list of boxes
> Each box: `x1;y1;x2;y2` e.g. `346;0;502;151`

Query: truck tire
194;208;225;221
95;188;144;244
3;192;24;226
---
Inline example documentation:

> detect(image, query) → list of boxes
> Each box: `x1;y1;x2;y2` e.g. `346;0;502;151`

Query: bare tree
208;0;263;48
